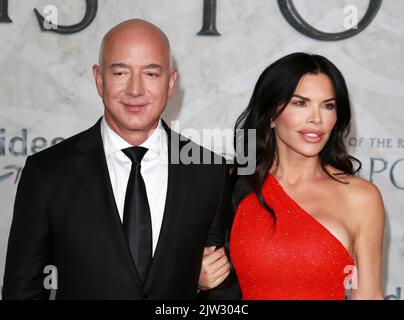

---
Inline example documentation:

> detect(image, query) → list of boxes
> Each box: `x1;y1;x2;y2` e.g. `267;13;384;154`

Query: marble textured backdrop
0;0;403;299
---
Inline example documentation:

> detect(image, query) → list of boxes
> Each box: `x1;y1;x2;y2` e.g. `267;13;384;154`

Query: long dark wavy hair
231;52;362;224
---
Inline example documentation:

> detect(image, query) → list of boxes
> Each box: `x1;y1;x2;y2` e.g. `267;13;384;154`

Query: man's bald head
92;18;177;146
99;19;172;70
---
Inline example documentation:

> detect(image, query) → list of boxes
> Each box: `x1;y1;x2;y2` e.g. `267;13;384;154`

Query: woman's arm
198;246;231;290
350;181;385;300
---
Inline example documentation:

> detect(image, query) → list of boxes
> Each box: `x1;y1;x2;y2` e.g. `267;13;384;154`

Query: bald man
3;19;241;300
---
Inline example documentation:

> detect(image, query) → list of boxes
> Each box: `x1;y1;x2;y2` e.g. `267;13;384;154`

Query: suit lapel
72;119;142;289
144;121;194;292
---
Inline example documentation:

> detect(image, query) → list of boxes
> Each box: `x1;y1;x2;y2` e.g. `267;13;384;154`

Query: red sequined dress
230;175;354;300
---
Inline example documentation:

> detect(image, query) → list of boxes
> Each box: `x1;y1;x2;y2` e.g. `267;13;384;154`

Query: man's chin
124;119;159;133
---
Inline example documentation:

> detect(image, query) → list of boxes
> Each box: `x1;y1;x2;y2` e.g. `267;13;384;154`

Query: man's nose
126;73;145;96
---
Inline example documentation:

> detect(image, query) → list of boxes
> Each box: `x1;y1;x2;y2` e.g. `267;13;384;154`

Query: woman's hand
198;246;231;291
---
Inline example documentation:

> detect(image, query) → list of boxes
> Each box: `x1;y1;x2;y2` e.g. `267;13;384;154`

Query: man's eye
147;73;158;78
113;72;124;76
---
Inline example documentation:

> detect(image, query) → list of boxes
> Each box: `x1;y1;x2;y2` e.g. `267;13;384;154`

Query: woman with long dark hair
199;53;385;299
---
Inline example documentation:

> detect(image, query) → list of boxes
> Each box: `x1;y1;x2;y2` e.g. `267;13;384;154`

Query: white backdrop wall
0;0;403;299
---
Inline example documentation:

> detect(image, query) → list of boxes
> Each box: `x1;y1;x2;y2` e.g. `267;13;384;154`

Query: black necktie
122;146;152;284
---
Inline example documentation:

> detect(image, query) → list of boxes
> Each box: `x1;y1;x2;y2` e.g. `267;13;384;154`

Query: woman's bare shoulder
324;166;384;216
341;175;381;199
333;173;385;223
326;167;380;198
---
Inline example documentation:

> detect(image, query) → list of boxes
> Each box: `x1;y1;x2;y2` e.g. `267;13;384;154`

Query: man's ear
92;64;104;98
167;68;178;98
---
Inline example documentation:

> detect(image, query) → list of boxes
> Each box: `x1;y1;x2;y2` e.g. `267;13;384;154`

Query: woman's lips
298;130;324;143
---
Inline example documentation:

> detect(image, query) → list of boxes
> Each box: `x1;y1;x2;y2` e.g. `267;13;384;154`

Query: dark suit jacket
2;119;241;300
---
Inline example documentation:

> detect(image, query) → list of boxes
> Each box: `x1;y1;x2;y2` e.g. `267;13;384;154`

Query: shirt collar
101;117;166;158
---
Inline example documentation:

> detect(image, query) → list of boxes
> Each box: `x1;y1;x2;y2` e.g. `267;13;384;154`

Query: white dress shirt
100;117;168;256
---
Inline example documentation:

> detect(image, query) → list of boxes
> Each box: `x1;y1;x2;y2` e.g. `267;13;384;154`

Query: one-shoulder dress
230;175;355;300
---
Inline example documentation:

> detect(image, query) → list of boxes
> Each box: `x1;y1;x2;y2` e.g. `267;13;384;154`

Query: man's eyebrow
110;63;130;68
143;64;163;70
109;63;163;70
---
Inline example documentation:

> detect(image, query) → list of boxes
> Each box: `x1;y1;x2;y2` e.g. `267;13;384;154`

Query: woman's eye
294;100;306;107
323;103;336;110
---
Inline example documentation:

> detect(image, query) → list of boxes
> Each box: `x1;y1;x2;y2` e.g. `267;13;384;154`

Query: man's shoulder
29;120;100;164
169;128;228;168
